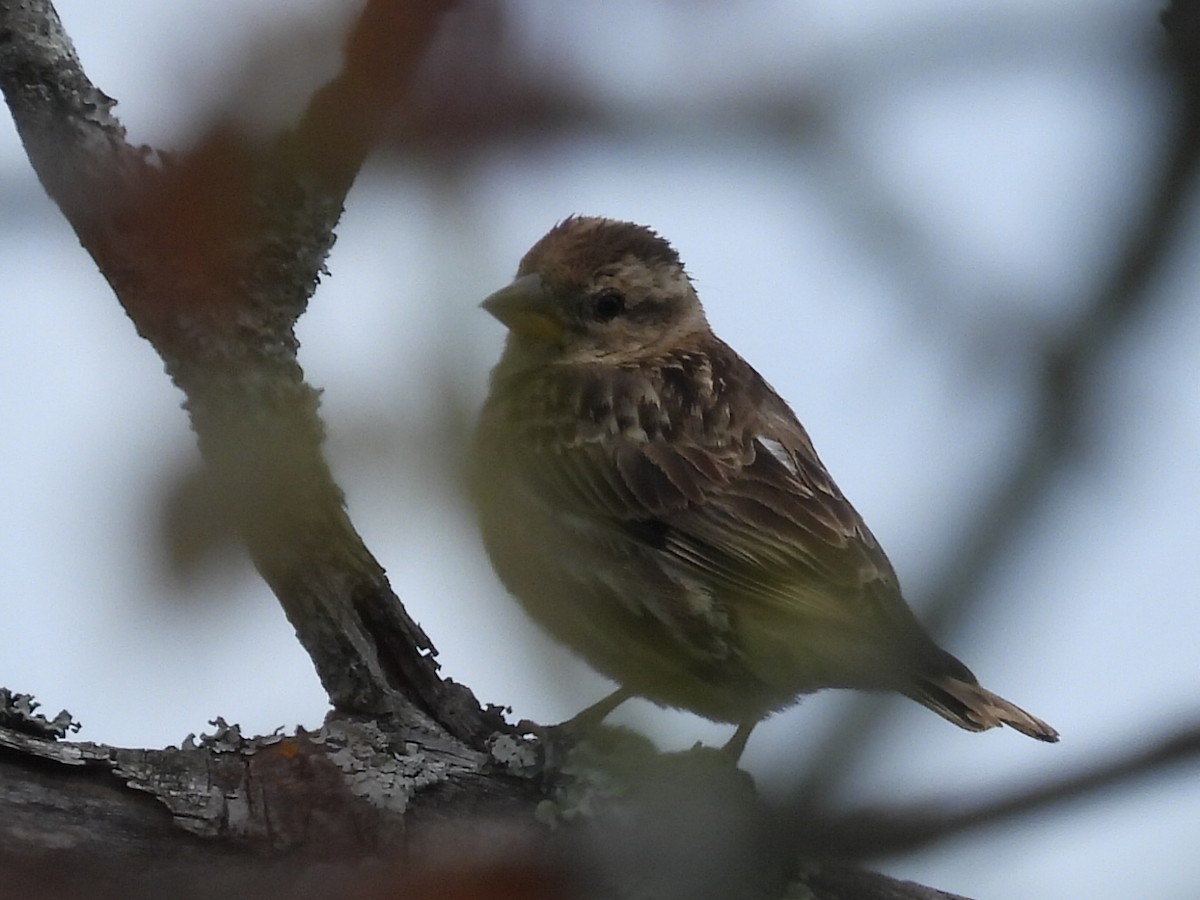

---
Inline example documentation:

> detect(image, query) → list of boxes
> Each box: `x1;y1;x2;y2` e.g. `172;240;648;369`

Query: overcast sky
3;2;1198;898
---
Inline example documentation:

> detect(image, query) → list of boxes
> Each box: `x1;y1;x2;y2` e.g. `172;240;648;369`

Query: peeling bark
0;715;966;900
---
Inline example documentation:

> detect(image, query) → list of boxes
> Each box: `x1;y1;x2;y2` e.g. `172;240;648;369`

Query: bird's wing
514;354;906;631
660;407;903;625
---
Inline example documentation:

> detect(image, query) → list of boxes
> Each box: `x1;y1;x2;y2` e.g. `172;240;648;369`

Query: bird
468;215;1058;759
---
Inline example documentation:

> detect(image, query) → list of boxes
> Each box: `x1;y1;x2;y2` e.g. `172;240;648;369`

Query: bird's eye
591;289;626;322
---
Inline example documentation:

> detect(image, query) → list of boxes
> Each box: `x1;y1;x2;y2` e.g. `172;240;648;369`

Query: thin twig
779;720;1200;859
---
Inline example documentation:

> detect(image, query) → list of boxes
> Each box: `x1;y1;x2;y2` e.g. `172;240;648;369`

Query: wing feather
509;345;903;634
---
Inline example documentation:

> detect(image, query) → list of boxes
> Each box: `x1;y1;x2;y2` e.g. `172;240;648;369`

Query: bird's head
481;216;710;365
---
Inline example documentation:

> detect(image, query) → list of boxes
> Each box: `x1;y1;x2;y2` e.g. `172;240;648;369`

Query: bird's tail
909;672;1059;742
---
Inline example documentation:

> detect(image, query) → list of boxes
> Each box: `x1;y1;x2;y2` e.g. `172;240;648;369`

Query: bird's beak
480;274;566;342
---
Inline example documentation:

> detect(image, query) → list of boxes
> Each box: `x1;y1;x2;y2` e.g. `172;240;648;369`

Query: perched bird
469;215;1057;758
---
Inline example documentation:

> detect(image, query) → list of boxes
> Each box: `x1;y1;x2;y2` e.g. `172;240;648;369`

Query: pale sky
2;2;1198;898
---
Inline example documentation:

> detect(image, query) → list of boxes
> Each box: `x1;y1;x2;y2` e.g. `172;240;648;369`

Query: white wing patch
757;437;800;477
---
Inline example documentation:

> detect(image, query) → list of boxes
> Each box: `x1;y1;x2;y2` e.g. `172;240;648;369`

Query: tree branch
0;717;544;900
0;713;970;900
775;719;1200;860
0;0;498;746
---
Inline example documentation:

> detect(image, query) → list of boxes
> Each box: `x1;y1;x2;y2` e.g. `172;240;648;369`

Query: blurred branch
779;719;1200;860
377;3;1143;163
296;0;460;192
792;2;1200;803
0;0;502;746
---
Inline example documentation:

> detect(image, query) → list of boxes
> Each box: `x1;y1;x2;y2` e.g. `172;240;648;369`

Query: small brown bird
469;216;1057;758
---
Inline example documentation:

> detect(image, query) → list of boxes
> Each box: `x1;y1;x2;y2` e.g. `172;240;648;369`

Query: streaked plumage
469;216;1057;756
